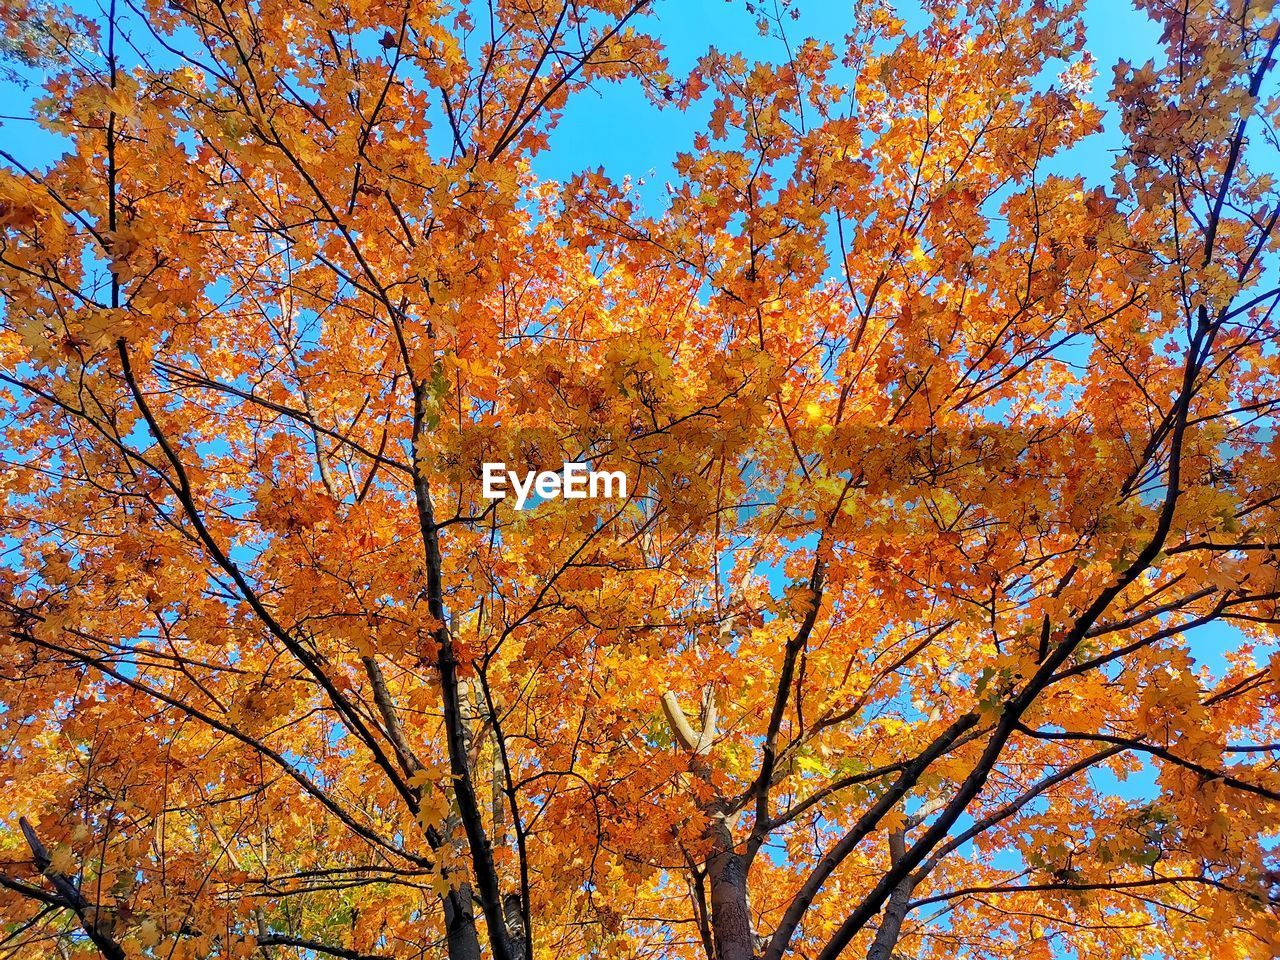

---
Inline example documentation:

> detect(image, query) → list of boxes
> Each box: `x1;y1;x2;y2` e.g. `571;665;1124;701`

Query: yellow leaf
136;920;162;949
48;846;76;875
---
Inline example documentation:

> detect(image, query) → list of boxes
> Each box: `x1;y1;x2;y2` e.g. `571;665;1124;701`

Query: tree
0;0;1278;956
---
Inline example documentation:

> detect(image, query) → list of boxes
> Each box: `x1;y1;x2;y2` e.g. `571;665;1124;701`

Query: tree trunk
706;809;755;960
504;892;528;960
443;885;483;960
866;831;915;960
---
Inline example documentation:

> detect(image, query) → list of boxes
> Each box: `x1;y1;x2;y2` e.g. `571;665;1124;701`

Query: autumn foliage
0;0;1279;957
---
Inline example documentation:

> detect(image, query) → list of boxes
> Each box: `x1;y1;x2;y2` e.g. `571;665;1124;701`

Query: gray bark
504;892;528;960
706;809;754;960
866;831;916;960
443;885;483;960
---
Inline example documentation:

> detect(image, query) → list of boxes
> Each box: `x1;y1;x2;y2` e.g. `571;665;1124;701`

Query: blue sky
532;0;1163;207
3;0;1162;183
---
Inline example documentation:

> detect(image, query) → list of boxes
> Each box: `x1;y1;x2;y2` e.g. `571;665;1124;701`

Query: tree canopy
1;0;1279;958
